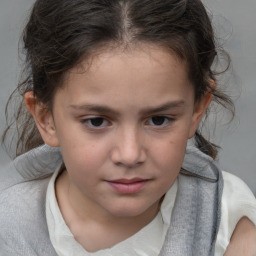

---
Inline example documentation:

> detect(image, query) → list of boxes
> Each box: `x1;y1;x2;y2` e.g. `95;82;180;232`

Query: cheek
57;123;108;163
62;142;105;167
60;137;109;180
150;130;189;183
62;147;103;192
152;130;188;163
158;141;186;175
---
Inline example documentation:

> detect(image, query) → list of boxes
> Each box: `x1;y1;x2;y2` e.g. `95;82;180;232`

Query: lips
106;178;149;194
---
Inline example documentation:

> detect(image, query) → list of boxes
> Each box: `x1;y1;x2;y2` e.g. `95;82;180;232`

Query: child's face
32;45;210;218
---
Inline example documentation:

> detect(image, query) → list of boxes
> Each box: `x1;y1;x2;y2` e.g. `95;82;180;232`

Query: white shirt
46;170;256;256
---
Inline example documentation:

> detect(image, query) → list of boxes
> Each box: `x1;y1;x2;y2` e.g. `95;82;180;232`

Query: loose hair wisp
3;0;234;158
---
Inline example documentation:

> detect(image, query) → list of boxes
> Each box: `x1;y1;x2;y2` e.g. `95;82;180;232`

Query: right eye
146;115;173;127
82;117;110;128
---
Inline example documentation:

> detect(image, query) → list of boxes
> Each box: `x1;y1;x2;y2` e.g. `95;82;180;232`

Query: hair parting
2;0;234;159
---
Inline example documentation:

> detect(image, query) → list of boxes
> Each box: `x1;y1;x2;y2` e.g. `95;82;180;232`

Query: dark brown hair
2;0;234;158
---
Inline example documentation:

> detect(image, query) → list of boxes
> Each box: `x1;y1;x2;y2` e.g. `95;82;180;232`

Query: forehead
56;45;194;109
74;44;188;78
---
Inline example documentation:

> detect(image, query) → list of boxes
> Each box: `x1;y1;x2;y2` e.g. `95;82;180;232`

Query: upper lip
107;178;149;184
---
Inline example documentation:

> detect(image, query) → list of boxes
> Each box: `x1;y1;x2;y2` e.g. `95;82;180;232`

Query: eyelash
146;116;174;127
81;117;111;129
80;115;174;129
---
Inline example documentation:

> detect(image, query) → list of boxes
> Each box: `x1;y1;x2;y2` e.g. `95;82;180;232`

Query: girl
1;0;256;255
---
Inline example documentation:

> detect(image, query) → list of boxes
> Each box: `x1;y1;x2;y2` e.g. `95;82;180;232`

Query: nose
110;126;146;167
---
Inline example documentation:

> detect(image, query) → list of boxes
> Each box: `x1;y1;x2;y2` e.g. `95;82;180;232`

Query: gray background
0;0;255;195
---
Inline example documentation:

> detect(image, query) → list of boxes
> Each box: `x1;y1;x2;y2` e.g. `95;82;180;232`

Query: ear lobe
24;91;60;147
188;92;213;139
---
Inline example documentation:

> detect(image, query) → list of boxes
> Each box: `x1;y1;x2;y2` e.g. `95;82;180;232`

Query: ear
188;80;215;139
24;91;60;147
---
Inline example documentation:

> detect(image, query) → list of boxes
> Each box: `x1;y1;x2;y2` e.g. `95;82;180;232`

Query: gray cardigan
0;145;223;256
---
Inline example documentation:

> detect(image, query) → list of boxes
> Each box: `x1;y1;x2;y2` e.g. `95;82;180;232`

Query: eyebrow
69;104;119;116
68;100;185;116
139;100;185;115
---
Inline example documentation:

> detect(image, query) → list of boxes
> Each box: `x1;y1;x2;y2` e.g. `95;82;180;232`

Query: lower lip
107;180;147;194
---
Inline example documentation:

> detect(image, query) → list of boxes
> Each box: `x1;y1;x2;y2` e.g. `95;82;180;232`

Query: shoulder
0;178;52;255
0;145;62;232
0;177;50;230
222;171;256;222
222;171;255;198
0;146;61;255
224;217;256;256
0;145;62;190
215;171;256;255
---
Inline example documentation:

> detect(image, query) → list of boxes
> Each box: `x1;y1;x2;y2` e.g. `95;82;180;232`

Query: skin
25;45;256;253
224;217;256;256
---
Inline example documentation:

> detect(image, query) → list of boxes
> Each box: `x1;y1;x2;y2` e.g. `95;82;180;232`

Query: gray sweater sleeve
0;145;61;256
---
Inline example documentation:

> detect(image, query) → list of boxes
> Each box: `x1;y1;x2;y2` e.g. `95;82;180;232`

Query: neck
55;170;160;252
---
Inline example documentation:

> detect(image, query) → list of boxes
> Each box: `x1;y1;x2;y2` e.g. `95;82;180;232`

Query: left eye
147;116;171;126
83;117;110;128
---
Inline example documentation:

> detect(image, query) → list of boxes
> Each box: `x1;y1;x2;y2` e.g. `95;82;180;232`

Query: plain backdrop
0;0;255;195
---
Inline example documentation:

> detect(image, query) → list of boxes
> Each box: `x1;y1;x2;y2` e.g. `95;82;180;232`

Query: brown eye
89;118;105;127
82;117;110;128
147;116;172;126
152;116;166;125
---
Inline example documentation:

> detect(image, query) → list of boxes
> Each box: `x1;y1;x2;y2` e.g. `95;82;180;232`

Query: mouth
106;178;150;194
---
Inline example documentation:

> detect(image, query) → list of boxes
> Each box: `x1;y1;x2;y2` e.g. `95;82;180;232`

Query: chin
111;209;144;218
106;201;158;219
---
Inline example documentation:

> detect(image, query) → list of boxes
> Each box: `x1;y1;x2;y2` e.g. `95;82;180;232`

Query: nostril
110;144;146;167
